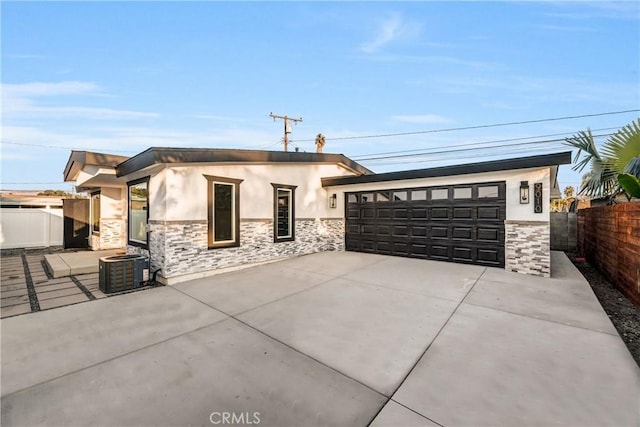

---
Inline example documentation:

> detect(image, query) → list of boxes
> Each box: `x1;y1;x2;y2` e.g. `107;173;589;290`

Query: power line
350;127;619;159
0;140;138;153
357;133;613;162
290;109;639;142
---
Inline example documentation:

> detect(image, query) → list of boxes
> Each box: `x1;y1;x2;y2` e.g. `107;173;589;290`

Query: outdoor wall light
520;181;530;204
329;193;337;209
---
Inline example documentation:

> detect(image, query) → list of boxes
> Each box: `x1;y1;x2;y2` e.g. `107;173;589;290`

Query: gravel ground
567;252;640;367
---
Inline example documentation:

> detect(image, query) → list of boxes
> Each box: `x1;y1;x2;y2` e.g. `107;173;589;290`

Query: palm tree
565;118;640;199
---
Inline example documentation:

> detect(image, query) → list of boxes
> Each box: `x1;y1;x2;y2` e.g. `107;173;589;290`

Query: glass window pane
431;188;448;200
393;191;408;201
277;189;291;238
129;183;148;243
361;193;374;202
347;194;358;203
377;192;390;202
214;183;233;242
478;185;499;198
412;190;427;201
453;187;472;199
91;193;100;233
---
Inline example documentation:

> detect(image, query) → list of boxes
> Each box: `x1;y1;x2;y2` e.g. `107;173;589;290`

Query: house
63;148;572;283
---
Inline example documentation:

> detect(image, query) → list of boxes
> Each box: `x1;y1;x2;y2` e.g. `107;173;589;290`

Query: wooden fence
578;202;640;306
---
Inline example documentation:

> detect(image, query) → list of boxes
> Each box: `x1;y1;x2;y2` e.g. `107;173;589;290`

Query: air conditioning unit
99;255;147;294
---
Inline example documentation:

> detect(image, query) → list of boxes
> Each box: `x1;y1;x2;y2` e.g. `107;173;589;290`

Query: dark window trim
127;177;150;249
91;190;101;235
204;175;243;249
271;183;297;243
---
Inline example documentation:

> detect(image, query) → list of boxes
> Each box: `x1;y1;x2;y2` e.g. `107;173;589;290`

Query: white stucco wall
100;187;124;218
325;167;552;222
151;163;355;222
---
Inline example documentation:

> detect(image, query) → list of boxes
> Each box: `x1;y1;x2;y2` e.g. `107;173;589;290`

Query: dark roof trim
116;147;373;177
63;151;131;182
321;151;573;187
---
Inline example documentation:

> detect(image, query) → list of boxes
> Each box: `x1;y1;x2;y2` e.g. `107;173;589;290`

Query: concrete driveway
2;251;638;426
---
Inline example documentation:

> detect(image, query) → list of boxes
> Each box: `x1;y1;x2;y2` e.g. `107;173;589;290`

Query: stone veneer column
99;218;125;249
505;220;550;277
130;218;345;281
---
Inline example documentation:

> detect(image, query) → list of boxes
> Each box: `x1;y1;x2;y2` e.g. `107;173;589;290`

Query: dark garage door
345;182;506;267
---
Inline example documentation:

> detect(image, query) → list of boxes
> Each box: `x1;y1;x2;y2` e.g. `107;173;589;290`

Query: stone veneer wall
128;218;344;280
91;218;125;250
505;220;550;277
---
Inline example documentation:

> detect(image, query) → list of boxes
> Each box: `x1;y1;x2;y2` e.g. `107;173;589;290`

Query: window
412;190;427;201
478;185;499;198
392;191;408;201
128;178;149;247
376;192;390;202
91;191;100;234
454;187;472;199
431;188;448;200
272;184;297;242
361;193;374;202
205;175;243;248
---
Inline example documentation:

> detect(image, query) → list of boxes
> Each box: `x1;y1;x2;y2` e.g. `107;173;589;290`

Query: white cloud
391;114;452;124
361;13;422;54
2;81;101;97
1;81;158;120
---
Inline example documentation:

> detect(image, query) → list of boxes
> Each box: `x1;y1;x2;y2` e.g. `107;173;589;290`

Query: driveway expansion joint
462;300;621;337
366;267;488;426
0;313;231;399
170;285;389;401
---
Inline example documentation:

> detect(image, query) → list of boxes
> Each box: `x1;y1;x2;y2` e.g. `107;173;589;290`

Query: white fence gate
0;207;64;249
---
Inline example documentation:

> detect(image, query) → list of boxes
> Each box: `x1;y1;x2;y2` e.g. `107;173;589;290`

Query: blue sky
1;1;639;193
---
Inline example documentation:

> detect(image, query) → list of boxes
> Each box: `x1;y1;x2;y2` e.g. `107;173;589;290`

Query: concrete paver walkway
1;251;638;426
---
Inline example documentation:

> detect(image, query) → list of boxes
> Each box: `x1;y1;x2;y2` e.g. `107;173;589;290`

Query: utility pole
269;112;302;152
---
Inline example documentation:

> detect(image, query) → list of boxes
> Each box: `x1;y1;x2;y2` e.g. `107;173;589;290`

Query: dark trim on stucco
116;147;373;177
204;175;243;249
271;183;297;243
127;177;150;249
63;151;130;182
321;151;573;187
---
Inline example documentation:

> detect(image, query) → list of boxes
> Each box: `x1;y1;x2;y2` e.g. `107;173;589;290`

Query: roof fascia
321;151;573;187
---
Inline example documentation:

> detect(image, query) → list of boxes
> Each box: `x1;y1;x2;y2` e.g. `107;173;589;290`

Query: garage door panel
392;225;409;237
411;208;428;219
431;245;450;259
453;227;473;240
393;208;409;219
392;241;410;255
478;248;501;264
431;207;449;219
453;207;473;219
477;227;501;242
345;181;505;268
478;206;501;220
411;226;427;237
453;247;473;261
431;226;449;239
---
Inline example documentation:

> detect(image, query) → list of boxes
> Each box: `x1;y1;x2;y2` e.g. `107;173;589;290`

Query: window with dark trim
91;191;100;234
205;175;243;249
271;183;296;242
127;177;149;248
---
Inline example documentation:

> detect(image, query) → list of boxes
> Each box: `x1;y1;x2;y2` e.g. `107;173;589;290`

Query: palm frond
564;128;602;173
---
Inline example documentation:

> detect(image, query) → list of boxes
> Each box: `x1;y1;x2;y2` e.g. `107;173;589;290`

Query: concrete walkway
1;251;638;426
44;249;122;278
